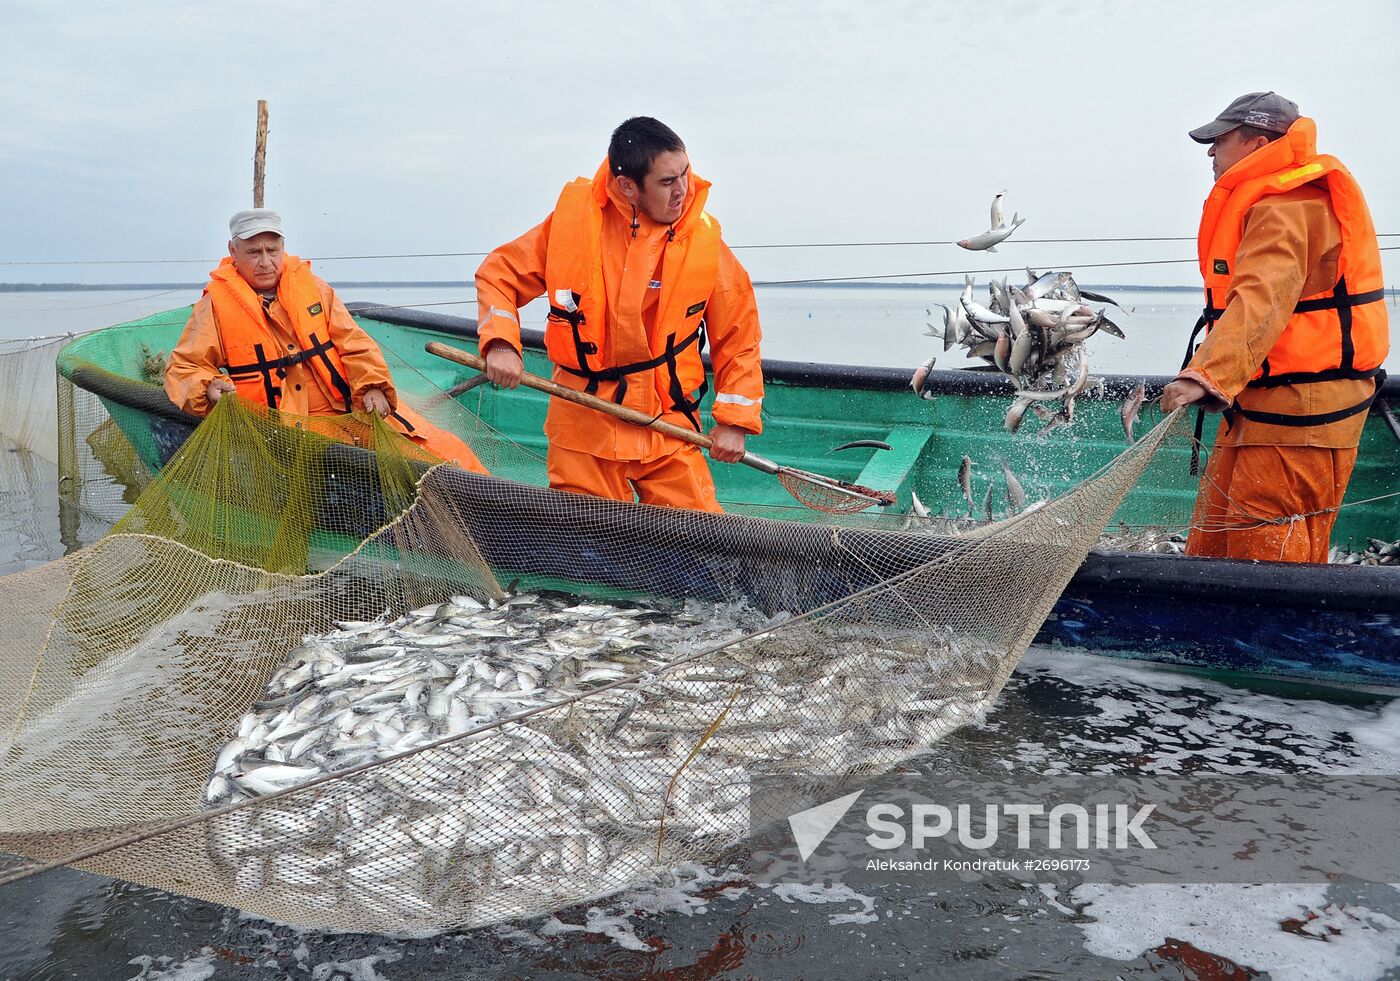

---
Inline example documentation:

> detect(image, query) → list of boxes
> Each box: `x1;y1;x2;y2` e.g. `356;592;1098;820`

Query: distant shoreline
0;280;1211;293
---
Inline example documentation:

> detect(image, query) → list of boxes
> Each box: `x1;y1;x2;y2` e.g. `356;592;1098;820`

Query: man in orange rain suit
165;209;487;473
474;116;764;513
1161;93;1388;563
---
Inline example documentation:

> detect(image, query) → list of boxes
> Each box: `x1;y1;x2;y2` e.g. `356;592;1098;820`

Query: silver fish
1001;464;1026;512
957;214;1026;253
1004;396;1034;434
958;455;975;510
909;356;937;399
1121;381;1147;442
961;296;1010;326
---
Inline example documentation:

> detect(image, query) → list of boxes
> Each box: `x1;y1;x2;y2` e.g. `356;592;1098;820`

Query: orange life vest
1194;117;1388;425
543;172;722;429
206;255;356;412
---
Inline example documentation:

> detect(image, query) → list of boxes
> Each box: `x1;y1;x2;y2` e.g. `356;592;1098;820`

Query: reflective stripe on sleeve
714;392;761;406
483;306;519;327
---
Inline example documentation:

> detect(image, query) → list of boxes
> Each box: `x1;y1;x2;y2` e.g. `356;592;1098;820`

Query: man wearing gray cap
1161;93;1388;562
165;209;487;472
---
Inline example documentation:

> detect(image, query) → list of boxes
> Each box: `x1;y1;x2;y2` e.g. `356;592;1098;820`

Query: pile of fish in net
1098;523;1189;555
1093;531;1400;563
1330;538;1400;566
202;591;995;926
915;270;1126;436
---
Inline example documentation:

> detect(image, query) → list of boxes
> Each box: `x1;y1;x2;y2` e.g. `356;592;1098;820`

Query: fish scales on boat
913;267;1127;435
201;590;1002;928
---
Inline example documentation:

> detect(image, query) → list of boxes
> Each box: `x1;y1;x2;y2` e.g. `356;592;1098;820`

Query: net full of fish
913;269;1126;436
202;592;1003;931
1330;538;1400;566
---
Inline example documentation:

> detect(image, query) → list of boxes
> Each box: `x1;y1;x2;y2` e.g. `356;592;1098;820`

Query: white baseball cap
228;208;283;240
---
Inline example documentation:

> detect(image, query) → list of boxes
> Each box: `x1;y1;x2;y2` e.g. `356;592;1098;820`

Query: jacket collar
209;254;307;291
1214;116;1318;191
593;158;711;241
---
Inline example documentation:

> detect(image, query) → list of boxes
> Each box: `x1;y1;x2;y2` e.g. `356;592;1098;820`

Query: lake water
1;285;1399;979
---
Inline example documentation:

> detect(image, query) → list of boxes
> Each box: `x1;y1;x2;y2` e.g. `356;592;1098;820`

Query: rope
753;247;1400;287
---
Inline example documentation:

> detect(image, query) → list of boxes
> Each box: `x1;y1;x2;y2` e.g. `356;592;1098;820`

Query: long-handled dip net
0;314;1178;935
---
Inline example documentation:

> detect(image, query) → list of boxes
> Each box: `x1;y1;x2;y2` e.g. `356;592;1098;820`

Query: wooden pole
252;100;268;207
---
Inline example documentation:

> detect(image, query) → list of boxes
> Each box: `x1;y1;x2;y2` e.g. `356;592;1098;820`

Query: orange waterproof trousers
1186;442;1357;563
546;444;722;513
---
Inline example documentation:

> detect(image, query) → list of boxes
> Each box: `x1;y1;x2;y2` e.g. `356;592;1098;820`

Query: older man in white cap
166;209;486;472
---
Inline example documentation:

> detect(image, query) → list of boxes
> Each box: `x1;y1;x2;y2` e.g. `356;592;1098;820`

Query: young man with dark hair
474;117;764;513
1161;92;1388;562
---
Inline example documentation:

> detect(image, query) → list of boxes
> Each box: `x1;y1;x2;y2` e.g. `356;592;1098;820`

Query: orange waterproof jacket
1192;117;1388;430
168;258;489;473
168;257;400;419
475;160;764;462
543;172;721;430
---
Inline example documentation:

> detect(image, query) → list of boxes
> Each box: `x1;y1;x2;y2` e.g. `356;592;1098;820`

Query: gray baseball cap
1189;91;1299;143
228;208;283;240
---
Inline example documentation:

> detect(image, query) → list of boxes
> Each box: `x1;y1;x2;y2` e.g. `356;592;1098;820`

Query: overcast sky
2;0;1396;288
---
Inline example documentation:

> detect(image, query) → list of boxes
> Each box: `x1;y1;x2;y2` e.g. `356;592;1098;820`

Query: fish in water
957;191;1027;253
1121;381;1147;442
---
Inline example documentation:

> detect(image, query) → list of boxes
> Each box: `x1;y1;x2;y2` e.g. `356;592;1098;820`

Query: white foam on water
1010;646;1400;773
512;861;882;948
1072;883;1400;981
306;950;404;981
767;882;879;925
527;861;744;952
1346;697;1400;758
125;948;218;981
1037;883;1075;916
540;908;654;953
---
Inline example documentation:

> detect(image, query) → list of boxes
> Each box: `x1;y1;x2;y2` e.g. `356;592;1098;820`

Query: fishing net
0;314;1179;935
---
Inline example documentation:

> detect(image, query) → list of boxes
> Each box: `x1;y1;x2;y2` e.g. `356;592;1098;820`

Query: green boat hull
56;305;1400;687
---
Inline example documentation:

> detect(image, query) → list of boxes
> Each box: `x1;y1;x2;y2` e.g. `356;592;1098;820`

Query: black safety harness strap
1225;368;1387;432
1182;278;1387;467
556;315;711;430
225;334;350;410
306;332;353;412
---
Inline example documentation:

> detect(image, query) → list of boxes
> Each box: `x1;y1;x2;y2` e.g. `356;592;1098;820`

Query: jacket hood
1215;117;1318;190
592;158;712;239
